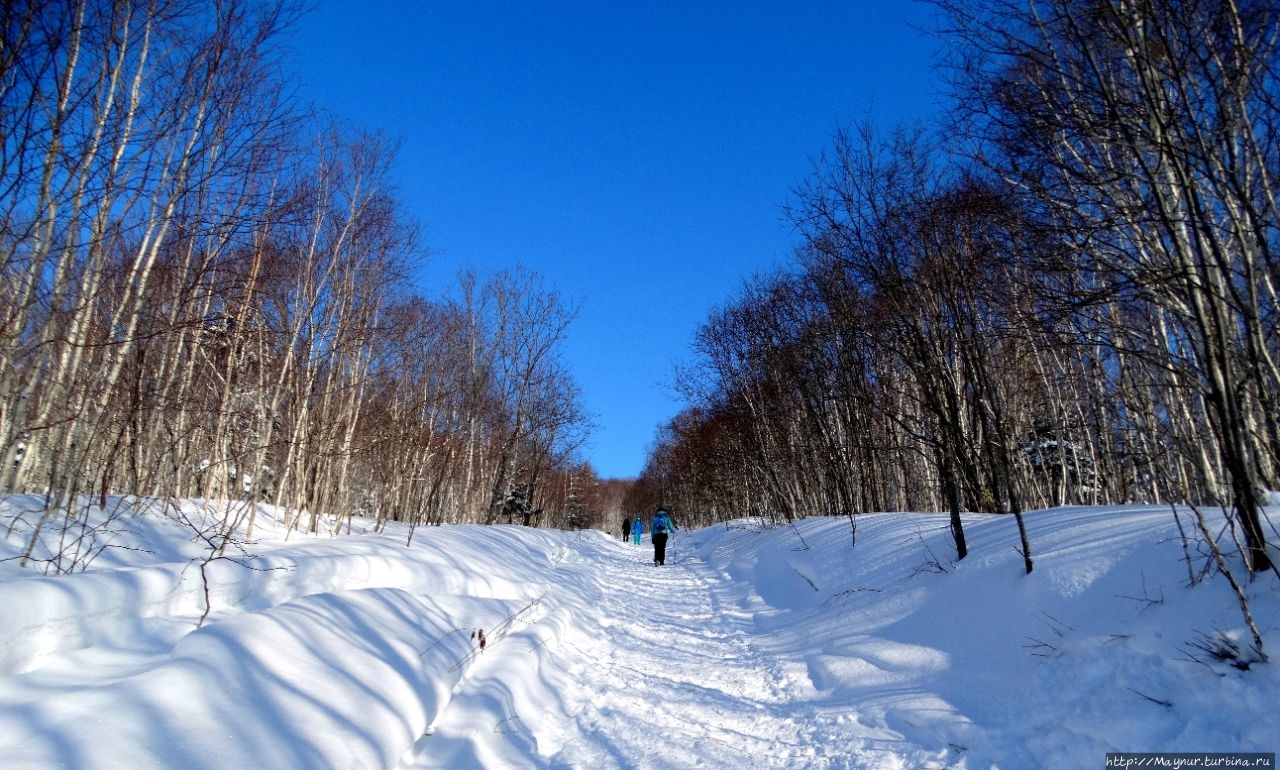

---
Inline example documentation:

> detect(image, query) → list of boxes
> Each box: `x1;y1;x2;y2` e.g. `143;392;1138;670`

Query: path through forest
407;529;923;769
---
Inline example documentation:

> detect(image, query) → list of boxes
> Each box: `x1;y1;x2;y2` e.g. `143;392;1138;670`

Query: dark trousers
652;533;669;564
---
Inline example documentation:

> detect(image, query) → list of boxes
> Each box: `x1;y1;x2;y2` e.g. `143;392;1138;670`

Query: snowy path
536;538;795;767
408;532;910;769
4;500;1275;769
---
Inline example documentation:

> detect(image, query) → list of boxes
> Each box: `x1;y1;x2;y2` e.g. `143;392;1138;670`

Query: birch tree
939;0;1279;570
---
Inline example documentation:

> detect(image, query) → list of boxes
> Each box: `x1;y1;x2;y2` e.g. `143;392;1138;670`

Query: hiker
651;507;675;565
631;516;644;545
621;516;631;542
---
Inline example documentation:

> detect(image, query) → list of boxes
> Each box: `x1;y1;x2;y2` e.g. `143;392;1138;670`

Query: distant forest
1;2;1277;580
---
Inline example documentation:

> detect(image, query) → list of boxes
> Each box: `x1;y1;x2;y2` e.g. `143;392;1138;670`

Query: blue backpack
653;514;670;534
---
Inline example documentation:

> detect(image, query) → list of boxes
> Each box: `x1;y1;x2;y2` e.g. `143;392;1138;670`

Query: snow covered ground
0;495;1276;768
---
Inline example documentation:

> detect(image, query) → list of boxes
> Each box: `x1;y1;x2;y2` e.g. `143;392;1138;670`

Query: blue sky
286;2;945;479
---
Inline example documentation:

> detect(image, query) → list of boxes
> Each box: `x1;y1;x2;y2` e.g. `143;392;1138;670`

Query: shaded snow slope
0;497;1276;769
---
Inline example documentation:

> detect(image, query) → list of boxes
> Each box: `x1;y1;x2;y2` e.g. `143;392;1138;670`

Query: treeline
0;0;602;563
634;0;1279;573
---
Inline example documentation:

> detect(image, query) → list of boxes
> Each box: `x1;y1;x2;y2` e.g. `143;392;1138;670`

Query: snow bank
686;507;1279;768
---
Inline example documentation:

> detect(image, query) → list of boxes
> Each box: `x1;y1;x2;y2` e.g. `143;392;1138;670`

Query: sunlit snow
1;496;1275;768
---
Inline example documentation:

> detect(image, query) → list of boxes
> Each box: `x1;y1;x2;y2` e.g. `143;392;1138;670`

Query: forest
631;0;1280;580
1;1;1277;581
0;0;619;557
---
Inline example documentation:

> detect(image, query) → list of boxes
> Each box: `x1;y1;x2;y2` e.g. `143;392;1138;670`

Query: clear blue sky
285;2;945;479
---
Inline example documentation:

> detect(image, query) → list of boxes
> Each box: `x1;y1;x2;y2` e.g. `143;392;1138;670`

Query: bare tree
1;0;302;568
939;0;1279;570
453;269;581;524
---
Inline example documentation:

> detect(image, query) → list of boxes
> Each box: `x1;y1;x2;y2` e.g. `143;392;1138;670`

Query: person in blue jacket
631;516;644;545
650;507;676;565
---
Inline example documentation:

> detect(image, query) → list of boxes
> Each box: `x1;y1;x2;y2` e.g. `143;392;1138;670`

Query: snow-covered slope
0;497;1275;768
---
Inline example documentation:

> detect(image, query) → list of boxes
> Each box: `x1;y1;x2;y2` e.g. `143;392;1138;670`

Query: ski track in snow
407;534;935;770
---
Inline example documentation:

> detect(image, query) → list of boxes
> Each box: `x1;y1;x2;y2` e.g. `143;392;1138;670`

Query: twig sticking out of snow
909;530;951;578
448;596;544;672
1022;611;1075;660
1114;572;1165;613
1125;687;1172;708
1182;630;1262;672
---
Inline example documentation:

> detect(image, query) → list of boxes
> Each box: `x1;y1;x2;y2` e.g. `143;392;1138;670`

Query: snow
0;496;1276;769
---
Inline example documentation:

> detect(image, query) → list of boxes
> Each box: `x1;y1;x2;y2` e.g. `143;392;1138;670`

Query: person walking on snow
621;516;632;542
651;507;675;565
631;516;644;545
